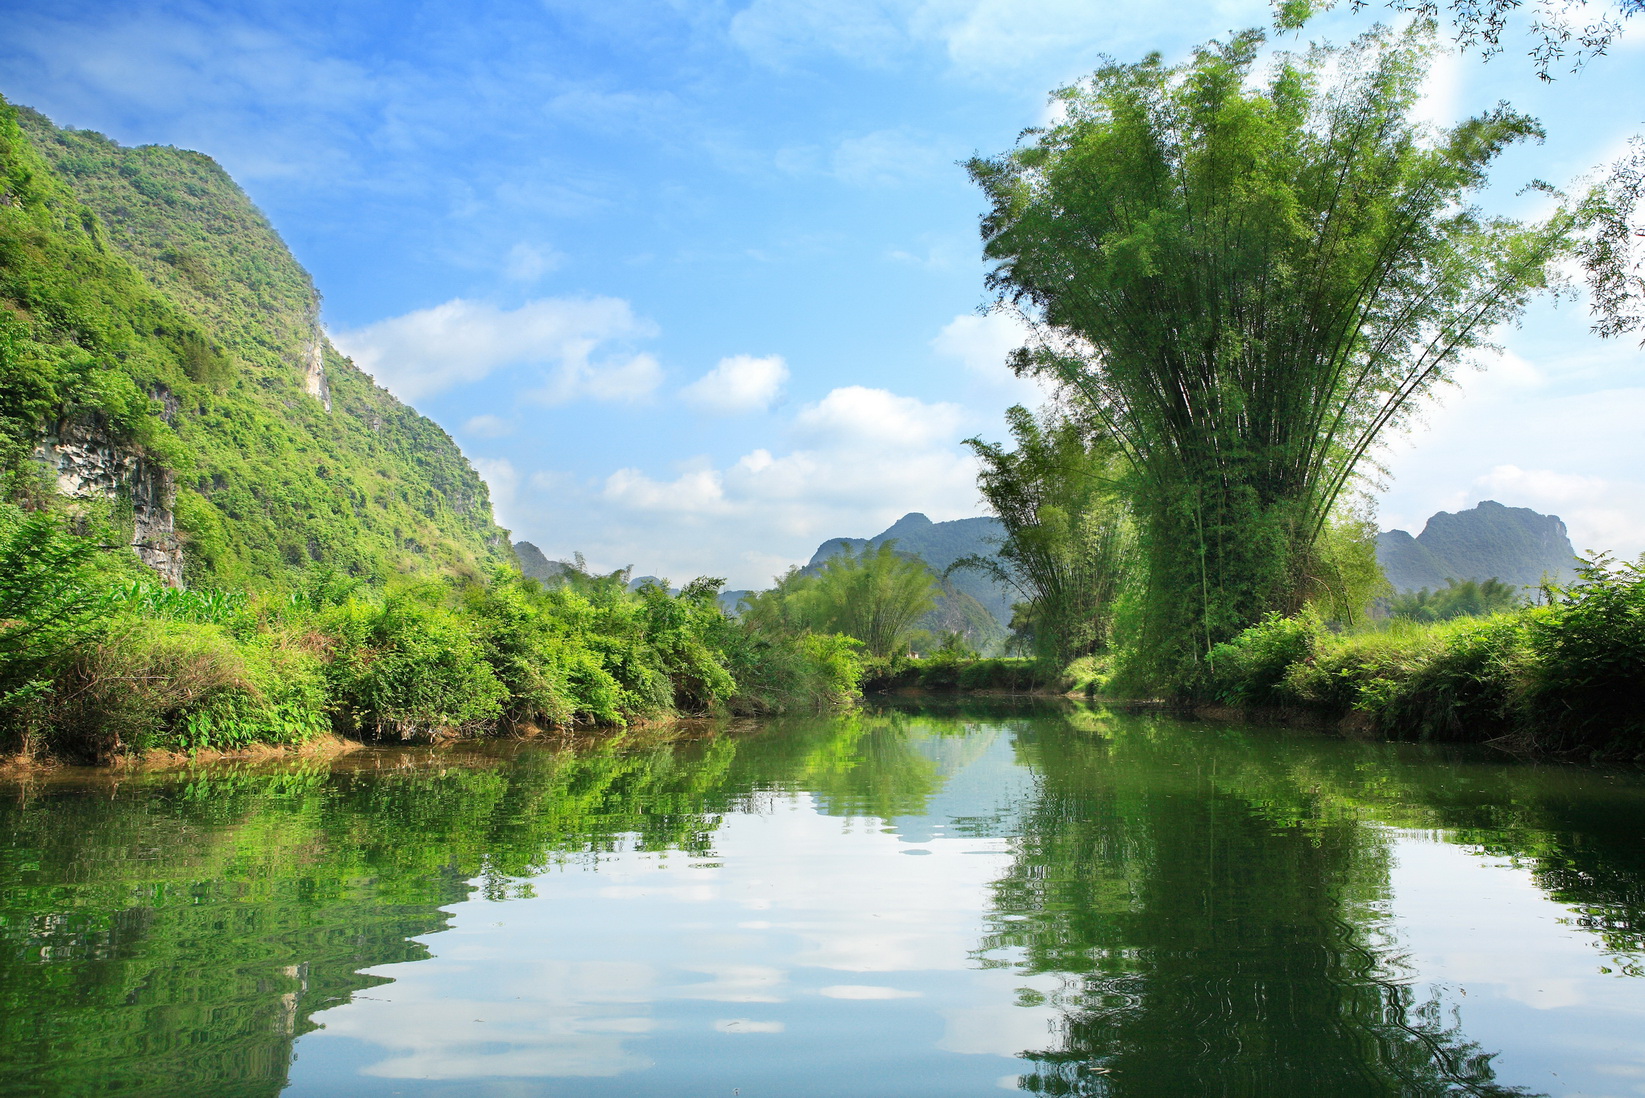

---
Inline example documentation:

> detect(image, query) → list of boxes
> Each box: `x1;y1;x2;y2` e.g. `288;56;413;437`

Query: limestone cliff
1;98;509;586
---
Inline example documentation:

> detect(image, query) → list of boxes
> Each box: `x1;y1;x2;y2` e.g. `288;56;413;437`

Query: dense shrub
1204;612;1322;707
1524;556;1645;750
322;591;508;739
1196;555;1644;753
0;514;867;759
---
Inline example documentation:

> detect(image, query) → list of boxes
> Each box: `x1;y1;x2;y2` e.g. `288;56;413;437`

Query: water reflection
0;704;1642;1096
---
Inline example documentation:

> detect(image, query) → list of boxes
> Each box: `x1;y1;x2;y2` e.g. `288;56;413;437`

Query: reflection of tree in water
984;717;1546;1096
0;740;748;1096
0;712;965;1095
4;706;1639;1095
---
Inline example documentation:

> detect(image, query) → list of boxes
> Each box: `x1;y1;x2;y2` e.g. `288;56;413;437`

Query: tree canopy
960;405;1131;664
968;23;1569;683
742;542;938;659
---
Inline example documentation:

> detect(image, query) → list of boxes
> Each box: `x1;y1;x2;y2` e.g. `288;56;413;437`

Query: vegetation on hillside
741;541;938;661
0;100;868;760
3;99;506;587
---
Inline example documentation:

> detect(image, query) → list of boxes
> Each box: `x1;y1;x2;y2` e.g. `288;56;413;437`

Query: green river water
2;701;1643;1096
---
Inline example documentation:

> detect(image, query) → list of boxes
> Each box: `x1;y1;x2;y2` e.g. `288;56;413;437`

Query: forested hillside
1;99;871;761
1375;500;1579;593
2;99;507;587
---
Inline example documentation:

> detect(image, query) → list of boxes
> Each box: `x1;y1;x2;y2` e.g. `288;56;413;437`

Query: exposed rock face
301;325;331;412
33;415;184;586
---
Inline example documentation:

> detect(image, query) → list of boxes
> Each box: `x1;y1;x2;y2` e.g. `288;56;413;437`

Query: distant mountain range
1375;500;1579;593
513;499;1579;645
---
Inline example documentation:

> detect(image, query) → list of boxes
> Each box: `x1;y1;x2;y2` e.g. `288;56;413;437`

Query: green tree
1388;576;1524;622
959;405;1131;664
808;542;939;658
747;543;939;659
968;24;1568;686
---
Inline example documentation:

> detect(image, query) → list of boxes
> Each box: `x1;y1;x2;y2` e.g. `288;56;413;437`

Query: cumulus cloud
1472;465;1645;557
555;385;982;585
793;385;968;448
604;467;732;515
680;355;790;414
330;296;660;403
471;456;519;530
1377;321;1645;559
929;312;1048;405
930;312;1028;378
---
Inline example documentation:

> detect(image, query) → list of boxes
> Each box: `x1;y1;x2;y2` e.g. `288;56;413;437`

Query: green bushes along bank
0;506;863;762
1198;556;1645;755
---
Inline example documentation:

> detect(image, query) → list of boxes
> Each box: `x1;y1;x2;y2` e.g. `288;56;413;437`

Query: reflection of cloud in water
713;1018;785;1033
671;963;787;1002
1390;831;1645;1092
820;984;921;999
938;970;1062;1058
316;960;656;1079
597;883;718;902
292;732;1041;1089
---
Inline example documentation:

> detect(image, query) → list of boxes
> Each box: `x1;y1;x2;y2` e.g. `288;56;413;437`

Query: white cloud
792;385;968;449
604;467;733;515
330;296;660;403
462;413;514;438
550;351;664;405
1472;465;1645;557
1;9;383;183
505;242;562;282
542;386;983;585
1375;318;1645;558
931;313;1027;378
680;354;790;414
471;457;519;530
930;312;1048;406
726;0;1235;78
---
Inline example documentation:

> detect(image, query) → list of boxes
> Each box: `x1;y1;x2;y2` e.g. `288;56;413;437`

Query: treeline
0;506;862;762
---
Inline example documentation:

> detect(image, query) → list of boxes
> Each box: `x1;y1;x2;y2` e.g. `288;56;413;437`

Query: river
2;701;1643;1096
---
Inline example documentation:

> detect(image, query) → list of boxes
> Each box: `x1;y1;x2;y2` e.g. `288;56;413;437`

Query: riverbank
1;508;864;764
1193;554;1645;760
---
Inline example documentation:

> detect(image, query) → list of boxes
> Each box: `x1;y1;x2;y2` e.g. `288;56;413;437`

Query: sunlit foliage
969;24;1569;686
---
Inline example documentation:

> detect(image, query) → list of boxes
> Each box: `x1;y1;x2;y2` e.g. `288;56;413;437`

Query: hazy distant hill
1376;500;1579;593
512;541;564;583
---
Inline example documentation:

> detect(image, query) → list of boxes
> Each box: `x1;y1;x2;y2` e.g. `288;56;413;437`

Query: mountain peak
1378;500;1576;592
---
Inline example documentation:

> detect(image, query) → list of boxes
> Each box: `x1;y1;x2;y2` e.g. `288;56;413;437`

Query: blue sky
3;0;1642;587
